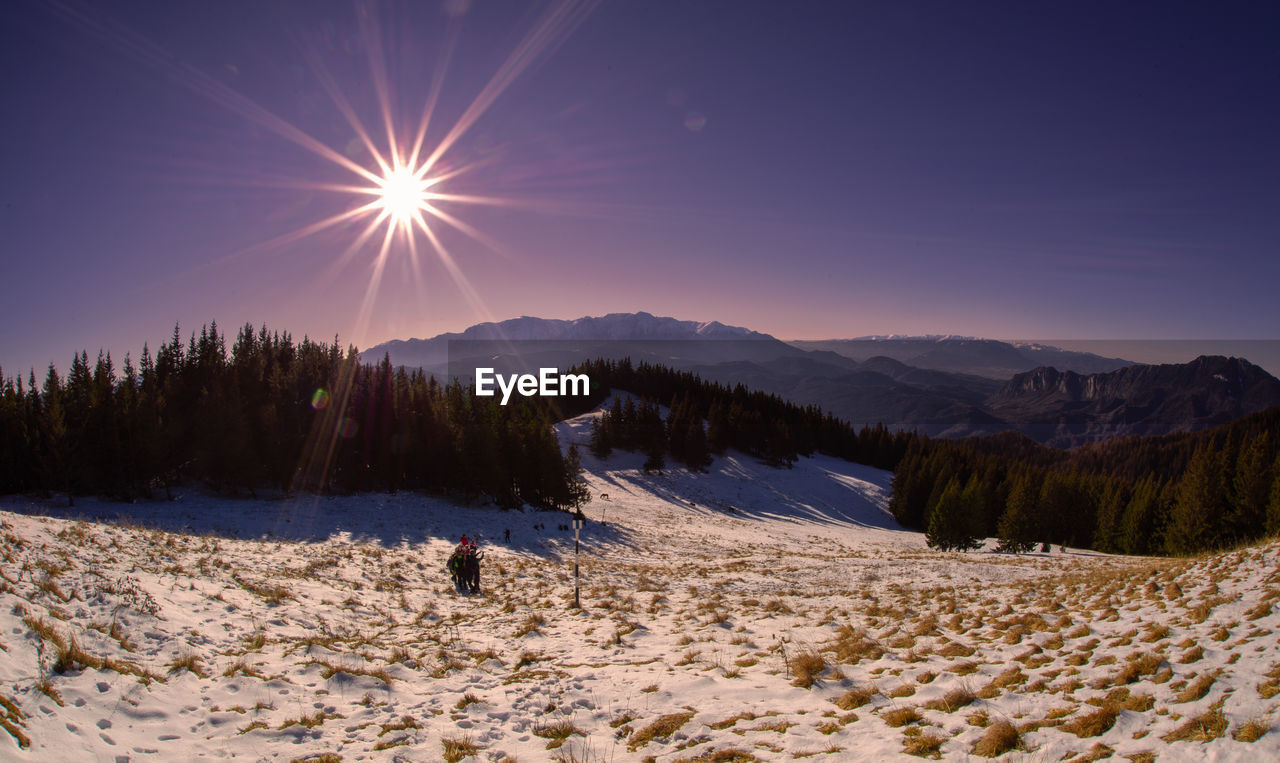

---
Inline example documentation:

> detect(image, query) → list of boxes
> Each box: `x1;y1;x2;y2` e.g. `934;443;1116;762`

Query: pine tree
960;475;990;546
682;419;712;471
926;477;980;551
1230;432;1272;542
1118;477;1161;555
1165;445;1229;555
1267;454;1280;537
588;416;611;459
1092;481;1129;554
997;472;1038;553
552;443;591;511
706;399;730;454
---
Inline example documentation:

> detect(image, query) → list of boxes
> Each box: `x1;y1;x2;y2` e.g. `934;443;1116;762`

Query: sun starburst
52;0;600;345
370;162;436;230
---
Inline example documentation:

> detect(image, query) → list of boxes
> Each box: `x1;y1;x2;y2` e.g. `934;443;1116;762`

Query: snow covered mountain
362;312;781;372
363;315;1280;446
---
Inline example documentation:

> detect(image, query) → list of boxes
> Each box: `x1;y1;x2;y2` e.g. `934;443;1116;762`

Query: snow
1;401;1277;760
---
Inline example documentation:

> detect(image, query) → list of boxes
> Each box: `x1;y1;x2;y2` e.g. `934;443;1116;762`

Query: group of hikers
447;535;484;594
445;519;578;594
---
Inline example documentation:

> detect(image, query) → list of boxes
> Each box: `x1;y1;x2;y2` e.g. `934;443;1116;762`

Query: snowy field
0;406;1277;761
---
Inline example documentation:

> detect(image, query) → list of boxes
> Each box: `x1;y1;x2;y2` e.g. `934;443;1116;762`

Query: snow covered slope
0;408;1277;760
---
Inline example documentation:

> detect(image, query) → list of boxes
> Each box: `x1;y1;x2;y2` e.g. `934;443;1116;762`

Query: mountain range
363;313;1280;448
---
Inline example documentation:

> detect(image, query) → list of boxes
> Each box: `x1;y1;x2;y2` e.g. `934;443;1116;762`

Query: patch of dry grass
923;687;976;713
1063;705;1119;738
628;711;695;751
1162;706;1228;743
834;686;876;710
971;720;1019;757
1233;717;1271;742
534;719;584;749
791;651;826;688
1174;670;1219;703
442;733;481;761
902;728;947;758
168;652;209;678
881;707;921;727
829;625;886;664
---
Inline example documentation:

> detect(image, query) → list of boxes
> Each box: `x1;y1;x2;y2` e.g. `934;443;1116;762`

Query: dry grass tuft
455;692;482;710
978;667;1024;699
971;720;1019;757
442;733;481;762
881;707;921;727
791;651;826;688
534;719;584;749
1063;705;1120;738
834;686;876;710
829;625;886;664
1162;706;1228;743
924;687;976;713
1106;652;1163;687
168;652;209;678
1174;671;1219;703
937;640;976;658
902;728;947;758
627;711;694;751
1233;717;1271;743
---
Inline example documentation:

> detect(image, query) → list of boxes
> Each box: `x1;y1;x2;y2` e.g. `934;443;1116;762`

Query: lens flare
311;388;330;410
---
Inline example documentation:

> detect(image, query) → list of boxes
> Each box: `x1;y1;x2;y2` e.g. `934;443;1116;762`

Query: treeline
571;358;915;472
7;325;1279;558
891;408;1280;555
588;395;711;472
0;322;588;510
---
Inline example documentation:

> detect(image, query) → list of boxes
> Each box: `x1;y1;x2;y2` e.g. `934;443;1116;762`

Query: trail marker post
572;510;586;609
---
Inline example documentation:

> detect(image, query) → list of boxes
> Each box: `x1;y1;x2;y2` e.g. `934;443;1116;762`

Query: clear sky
3;0;1278;379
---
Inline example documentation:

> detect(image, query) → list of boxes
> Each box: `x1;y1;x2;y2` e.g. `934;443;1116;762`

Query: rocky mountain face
986;355;1280;448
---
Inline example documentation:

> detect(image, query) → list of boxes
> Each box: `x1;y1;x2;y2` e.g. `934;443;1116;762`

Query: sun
373;162;433;228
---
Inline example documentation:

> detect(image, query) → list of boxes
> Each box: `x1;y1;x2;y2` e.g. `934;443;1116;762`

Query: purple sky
3;1;1279;379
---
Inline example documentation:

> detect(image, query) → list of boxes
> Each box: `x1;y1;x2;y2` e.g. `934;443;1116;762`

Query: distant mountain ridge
363;312;778;372
789;337;1132;379
364;313;1280;448
988;355;1280;448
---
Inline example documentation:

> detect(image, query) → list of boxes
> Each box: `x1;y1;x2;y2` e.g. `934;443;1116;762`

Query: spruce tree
960;475;990;546
589;416;611;459
1092;481;1128;554
1118;477;1160;555
1267;454;1280;537
926;477;980;551
683;419;712;471
996;473;1038;553
1165;445;1229;555
1230;432;1272;541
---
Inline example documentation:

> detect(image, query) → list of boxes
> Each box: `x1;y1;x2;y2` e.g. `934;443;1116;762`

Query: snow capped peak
378;312;773;349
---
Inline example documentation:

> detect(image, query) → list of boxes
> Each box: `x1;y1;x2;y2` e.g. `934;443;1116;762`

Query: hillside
0;405;1277;759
